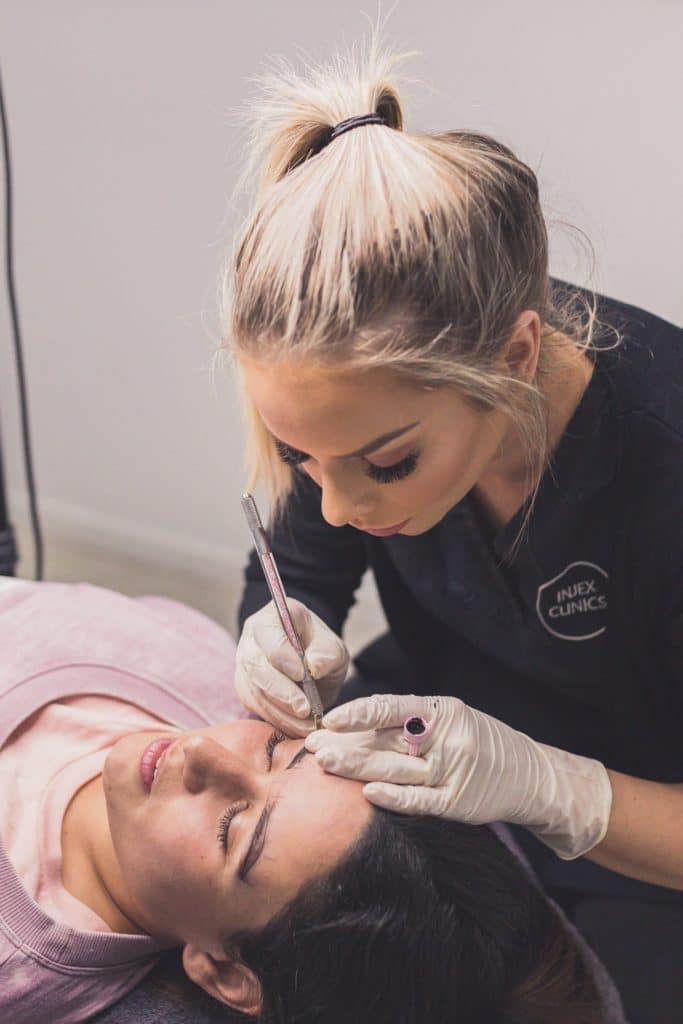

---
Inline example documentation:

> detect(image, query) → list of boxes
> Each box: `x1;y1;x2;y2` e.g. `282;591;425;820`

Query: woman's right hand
235;599;350;736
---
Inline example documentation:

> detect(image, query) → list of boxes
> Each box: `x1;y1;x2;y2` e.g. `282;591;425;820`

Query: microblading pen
241;493;324;729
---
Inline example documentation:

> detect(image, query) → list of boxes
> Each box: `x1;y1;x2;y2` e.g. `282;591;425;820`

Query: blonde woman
230;39;683;1022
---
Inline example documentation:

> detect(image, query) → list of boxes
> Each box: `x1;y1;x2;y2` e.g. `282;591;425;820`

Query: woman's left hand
305;693;613;861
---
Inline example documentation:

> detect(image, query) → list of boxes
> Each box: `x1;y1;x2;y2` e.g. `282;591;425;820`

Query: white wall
1;1;681;626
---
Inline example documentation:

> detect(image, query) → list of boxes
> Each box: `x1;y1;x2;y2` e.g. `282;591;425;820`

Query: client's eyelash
275;439;310;466
216;730;286;851
364;450;419;484
217;802;246;850
265;728;287;768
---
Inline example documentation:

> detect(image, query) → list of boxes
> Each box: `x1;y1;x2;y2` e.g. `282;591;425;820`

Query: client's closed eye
264;728;287;769
216;730;287;851
216;800;248;850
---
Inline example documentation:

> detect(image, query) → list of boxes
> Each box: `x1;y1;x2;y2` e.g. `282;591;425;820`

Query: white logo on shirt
536;561;608;641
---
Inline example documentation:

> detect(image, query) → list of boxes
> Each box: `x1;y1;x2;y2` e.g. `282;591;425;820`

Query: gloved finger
248;600;348;689
246;690;317;738
323;694;444;732
282;598;316;647
240;647;311;718
313;747;431;785
248;600;308;682
304;642;349;685
305;726;405;756
362;781;440;816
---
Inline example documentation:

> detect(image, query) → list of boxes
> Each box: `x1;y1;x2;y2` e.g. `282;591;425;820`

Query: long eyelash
216;731;286;851
265;728;287;768
217;802;247;850
364;451;419;484
274;439;309;466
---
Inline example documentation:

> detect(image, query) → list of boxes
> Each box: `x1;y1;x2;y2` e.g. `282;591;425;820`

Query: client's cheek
120;851;187;923
116;820;181;887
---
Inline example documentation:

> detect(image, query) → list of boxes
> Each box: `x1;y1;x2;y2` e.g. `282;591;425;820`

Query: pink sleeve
135;594;235;650
0;578;61;614
135;596;247;720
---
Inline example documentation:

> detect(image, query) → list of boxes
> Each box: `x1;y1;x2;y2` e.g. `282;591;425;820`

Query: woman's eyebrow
238;747;312;881
274;421;420;463
338;421;420;460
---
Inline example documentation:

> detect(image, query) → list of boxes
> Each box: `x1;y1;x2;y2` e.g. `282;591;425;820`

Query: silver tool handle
241;493;324;725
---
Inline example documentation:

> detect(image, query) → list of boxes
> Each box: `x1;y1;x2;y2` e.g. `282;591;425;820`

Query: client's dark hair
231;812;603;1024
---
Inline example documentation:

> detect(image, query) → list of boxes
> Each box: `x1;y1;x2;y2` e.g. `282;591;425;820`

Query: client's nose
180;734;260;798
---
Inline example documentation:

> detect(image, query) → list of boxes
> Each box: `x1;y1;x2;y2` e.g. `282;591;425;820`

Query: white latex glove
235;599;349;737
305;693;613;860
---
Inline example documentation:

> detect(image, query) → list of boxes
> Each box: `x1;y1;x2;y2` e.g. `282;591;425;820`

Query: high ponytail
232;40;406;194
223;32;618;533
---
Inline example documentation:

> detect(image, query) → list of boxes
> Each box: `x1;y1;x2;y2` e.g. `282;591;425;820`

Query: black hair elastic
329;112;387;141
311;112;388;156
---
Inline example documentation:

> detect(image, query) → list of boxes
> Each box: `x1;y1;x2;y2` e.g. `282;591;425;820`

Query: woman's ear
502;310;541;382
183;943;262;1015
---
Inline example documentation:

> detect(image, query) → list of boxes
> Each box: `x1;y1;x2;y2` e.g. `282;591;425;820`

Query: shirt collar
493;346;622;559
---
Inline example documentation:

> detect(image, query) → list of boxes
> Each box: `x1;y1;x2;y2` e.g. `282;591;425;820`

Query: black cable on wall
0;64;43;580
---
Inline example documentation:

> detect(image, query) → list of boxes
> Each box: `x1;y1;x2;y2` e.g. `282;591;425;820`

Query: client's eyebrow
285;745;309;771
238;746;311;882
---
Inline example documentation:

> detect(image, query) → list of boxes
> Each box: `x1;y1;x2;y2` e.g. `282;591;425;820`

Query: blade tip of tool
241;493;262;531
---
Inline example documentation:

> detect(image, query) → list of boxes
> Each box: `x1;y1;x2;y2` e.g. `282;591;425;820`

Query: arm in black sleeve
237;472;368;638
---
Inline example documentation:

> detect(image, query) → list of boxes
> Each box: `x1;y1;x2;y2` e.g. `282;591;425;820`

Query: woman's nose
320;469;371;528
180;735;261;798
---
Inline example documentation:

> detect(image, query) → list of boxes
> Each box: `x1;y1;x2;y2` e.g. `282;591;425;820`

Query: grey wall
1;0;681;584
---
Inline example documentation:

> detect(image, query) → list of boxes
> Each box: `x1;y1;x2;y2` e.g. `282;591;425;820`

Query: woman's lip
139;738;176;794
355;518;410;537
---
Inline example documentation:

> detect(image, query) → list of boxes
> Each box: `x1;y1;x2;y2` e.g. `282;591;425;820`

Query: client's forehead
259;749;371;887
194;721;370;888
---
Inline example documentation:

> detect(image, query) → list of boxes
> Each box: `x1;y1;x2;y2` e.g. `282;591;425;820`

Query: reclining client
0;579;625;1023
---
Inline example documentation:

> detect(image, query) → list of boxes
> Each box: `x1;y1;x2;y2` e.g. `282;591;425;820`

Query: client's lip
354;518;410;537
140;738;176;794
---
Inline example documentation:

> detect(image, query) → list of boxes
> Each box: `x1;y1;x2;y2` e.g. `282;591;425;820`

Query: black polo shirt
239;286;683;782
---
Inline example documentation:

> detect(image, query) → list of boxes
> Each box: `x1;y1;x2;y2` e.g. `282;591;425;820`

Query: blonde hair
222;34;613;530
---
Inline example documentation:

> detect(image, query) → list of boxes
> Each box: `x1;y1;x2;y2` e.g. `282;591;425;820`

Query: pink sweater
0;580;240;1023
0;580;626;1023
